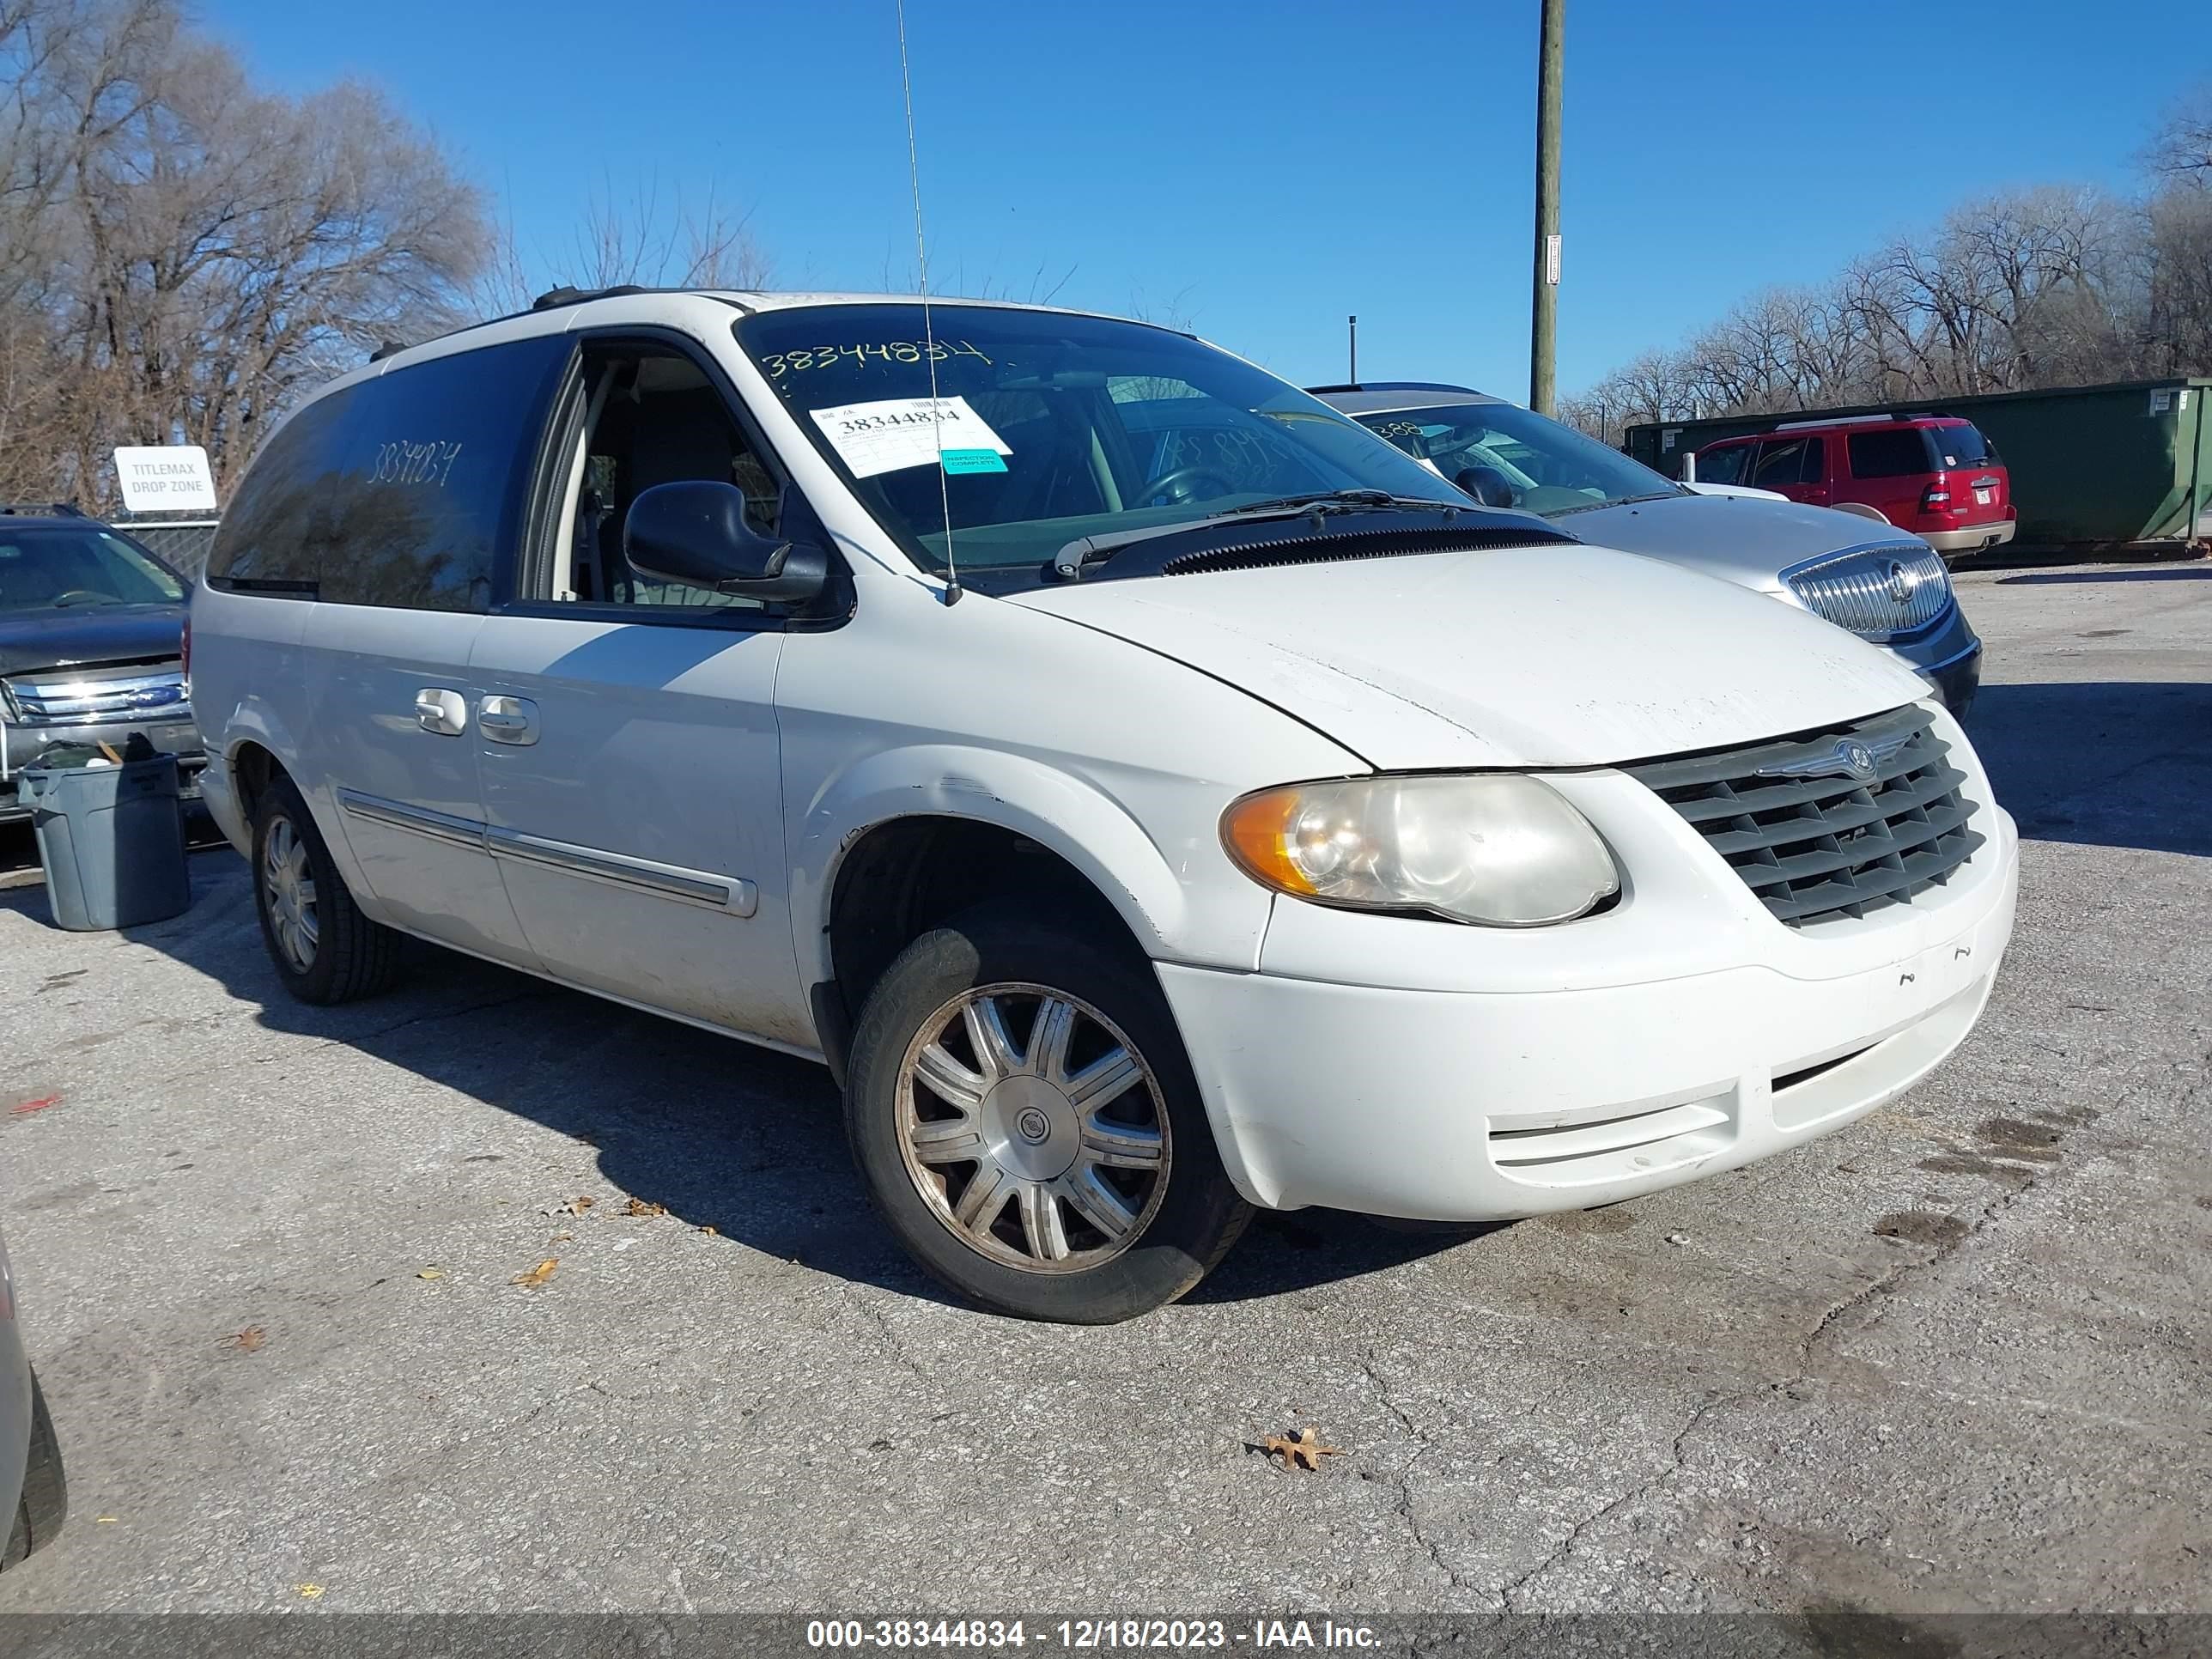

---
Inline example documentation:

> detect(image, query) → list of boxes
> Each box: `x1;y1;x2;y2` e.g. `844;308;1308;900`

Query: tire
251;775;399;1006
4;1368;65;1570
844;904;1252;1322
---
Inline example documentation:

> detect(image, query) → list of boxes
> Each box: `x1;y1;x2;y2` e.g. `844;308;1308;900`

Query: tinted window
210;335;571;608
0;527;184;611
1751;437;1818;489
1693;444;1749;485
1847;428;1932;478
1926;422;1995;468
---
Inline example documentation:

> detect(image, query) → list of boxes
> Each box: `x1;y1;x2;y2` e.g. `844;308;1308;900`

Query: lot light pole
1529;0;1564;416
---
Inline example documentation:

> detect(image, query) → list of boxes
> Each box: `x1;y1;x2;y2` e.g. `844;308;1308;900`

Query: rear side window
1694;444;1748;484
1751;436;1820;489
1849;428;1935;477
210;335;571;608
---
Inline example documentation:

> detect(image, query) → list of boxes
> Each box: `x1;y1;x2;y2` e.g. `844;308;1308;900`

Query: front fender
790;744;1240;990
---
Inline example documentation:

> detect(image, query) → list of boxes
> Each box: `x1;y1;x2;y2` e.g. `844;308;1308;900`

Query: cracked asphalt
0;561;2206;1615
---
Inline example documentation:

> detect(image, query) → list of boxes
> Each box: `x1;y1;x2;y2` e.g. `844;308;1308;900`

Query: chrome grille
1626;703;1984;927
1784;542;1952;640
3;664;189;725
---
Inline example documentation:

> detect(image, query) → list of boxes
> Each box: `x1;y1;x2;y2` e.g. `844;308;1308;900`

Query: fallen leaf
545;1194;596;1217
219;1325;267;1353
295;1583;325;1600
512;1258;558;1290
622;1198;665;1218
9;1096;61;1116
1261;1427;1343;1472
416;1267;445;1280
696;1224;719;1236
549;1231;575;1243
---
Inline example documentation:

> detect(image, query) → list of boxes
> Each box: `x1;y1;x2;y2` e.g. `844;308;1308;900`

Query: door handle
415;688;468;736
478;695;540;745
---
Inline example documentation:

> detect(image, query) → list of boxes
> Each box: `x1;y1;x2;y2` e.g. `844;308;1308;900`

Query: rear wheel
251;776;399;1005
844;905;1250;1322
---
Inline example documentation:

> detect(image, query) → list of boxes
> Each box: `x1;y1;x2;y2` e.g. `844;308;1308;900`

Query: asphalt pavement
0;562;2206;1618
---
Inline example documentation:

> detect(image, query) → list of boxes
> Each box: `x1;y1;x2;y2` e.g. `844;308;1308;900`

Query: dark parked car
1;1224;65;1571
0;503;204;822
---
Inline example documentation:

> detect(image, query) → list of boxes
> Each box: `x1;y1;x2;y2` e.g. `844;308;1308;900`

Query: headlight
1220;775;1620;927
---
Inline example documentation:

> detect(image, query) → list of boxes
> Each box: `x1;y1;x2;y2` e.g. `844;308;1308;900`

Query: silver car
1314;383;1982;716
1;1224;64;1571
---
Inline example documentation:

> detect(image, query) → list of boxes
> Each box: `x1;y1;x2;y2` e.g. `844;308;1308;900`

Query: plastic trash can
22;753;192;931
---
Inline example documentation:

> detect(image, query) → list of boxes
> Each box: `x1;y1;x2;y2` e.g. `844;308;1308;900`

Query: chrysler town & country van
191;291;2020;1322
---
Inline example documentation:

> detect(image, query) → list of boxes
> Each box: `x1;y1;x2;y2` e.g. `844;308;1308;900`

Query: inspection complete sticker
810;395;1012;479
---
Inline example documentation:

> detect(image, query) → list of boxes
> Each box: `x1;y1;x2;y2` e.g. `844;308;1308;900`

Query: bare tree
1;0;490;507
1564;125;2209;437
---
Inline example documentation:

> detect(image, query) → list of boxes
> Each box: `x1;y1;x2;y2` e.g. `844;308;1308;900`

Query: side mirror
623;481;829;604
1453;465;1518;509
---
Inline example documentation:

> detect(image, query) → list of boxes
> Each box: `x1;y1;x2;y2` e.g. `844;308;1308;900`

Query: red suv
1691;415;2015;559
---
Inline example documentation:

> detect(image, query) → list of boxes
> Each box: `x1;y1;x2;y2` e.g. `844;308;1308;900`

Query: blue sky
204;0;2209;398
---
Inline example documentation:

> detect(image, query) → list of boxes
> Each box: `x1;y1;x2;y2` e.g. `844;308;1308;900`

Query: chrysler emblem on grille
1757;734;1904;782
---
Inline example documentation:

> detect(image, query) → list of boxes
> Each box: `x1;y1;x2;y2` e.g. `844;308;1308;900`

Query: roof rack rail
1305;380;1484;397
0;501;85;517
531;283;653;312
1768;410;1950;431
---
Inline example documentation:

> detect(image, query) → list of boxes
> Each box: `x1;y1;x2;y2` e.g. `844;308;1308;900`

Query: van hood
0;603;186;679
1555;493;1926;592
1006;544;1926;770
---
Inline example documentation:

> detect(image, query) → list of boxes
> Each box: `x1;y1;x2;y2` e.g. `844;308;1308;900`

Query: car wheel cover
263;816;319;973
896;981;1170;1273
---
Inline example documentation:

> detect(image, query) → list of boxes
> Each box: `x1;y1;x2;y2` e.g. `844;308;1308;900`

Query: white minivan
191;290;2019;1322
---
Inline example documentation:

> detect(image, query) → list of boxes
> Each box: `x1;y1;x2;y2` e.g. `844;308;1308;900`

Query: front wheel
844;906;1251;1322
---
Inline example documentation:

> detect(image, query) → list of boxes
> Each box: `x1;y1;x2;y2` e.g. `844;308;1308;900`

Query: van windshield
1354;402;1684;515
734;305;1463;573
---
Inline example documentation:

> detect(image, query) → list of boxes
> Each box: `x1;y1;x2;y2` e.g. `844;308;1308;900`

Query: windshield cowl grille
1784;543;1952;640
1159;523;1575;578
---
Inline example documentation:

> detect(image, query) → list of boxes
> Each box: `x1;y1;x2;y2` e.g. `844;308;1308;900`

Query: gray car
1;1224;65;1571
1;503;206;821
1313;384;1981;716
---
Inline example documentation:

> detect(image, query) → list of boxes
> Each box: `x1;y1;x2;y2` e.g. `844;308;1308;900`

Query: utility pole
1529;0;1564;415
1347;314;1358;385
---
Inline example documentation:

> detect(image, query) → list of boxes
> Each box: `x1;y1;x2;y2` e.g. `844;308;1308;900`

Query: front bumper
1876;603;1981;722
1921;520;2015;556
1159;756;2020;1221
0;712;204;822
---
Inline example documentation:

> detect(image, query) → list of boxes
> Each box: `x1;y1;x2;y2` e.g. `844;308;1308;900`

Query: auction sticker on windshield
810;395;1012;478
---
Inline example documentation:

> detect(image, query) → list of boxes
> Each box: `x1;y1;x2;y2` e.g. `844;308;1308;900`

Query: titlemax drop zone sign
112;445;218;513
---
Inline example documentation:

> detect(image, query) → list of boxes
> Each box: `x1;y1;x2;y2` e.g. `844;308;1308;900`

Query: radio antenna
896;0;960;605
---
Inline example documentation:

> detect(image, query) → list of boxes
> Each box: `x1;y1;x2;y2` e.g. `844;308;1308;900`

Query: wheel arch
795;748;1200;1080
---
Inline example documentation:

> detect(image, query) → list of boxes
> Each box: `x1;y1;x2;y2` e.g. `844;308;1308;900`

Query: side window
1751;437;1814;491
550;344;781;611
1847;428;1933;478
1693;444;1747;485
206;390;357;595
209;335;571;609
1799;435;1826;484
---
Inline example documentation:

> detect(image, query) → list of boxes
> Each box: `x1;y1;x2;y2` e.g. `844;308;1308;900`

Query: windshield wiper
1048;493;1469;580
1550;489;1684;517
